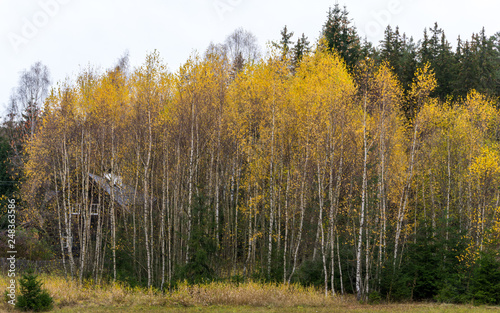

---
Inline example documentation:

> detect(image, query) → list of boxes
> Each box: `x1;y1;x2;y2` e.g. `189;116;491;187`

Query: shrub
294;258;324;287
15;269;53;311
368;291;382;304
469;252;500;305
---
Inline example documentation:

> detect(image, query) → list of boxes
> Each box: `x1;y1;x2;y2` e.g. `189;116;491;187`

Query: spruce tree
273;25;294;62
470;252;500;304
15;269;53;312
399;34;418;92
434;29;456;99
291;33;310;71
322;4;361;70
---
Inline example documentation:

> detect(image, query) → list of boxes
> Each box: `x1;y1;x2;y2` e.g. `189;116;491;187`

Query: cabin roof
89;173;137;209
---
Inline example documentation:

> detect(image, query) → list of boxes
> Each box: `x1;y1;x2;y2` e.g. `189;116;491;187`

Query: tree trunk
283;171;290;284
144;111;153;288
356;94;368;301
317;161;328;296
394;121;418;267
186;99;195;264
289;146;309;283
267;105;276;277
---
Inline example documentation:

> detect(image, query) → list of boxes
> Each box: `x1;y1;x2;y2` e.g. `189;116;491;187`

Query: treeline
317;4;500;106
3;5;500;305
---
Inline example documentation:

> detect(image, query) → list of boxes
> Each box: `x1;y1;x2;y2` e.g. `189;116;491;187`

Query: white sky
1;0;499;118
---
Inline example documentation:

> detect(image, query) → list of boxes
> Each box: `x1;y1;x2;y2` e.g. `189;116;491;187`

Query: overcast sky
1;0;499;118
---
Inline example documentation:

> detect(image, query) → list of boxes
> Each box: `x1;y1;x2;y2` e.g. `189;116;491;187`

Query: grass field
1;274;498;312
50;303;500;313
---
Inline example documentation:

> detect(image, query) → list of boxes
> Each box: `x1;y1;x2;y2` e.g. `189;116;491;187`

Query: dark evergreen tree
419;28;432;65
477;28;499;97
416;23;456;100
15;269;53;312
360;37;377;62
174;192;217;284
380;26;397;63
458;39;479;97
322;4;361;69
379;26;417;91
453;35;466;97
399;34;418;92
291;33;310;71
434;29;456;99
469;251;500;304
493;32;500;97
454;29;500;99
273;25;294;62
0;133;14;197
0;129;17;231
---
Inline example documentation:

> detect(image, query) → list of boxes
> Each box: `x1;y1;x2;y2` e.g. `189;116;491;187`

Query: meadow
1;274;497;312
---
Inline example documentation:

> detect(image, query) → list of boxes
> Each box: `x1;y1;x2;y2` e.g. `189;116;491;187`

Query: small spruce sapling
15;269;53;312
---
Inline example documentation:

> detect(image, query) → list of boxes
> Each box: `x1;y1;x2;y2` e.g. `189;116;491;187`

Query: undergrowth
1;274;343;310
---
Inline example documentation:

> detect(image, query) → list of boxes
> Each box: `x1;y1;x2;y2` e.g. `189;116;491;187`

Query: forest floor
1;274;498;312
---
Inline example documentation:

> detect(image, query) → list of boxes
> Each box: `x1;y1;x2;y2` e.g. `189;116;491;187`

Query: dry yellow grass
169;281;338;307
1;274;342;311
1;274;497;312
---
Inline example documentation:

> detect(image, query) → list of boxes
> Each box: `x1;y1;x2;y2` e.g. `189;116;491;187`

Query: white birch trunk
356;94;368;301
